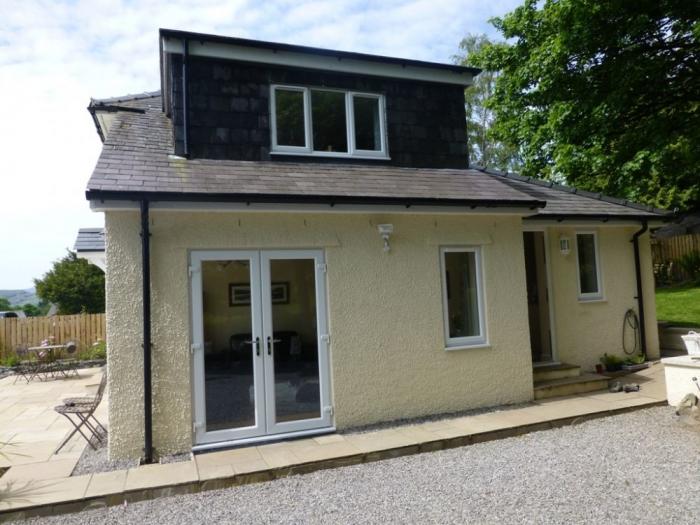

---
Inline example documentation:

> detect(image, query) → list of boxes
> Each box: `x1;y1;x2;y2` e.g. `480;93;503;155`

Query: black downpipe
140;200;153;464
631;221;648;354
182;39;190;158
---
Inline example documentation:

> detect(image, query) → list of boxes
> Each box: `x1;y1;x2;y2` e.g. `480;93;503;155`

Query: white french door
190;249;332;446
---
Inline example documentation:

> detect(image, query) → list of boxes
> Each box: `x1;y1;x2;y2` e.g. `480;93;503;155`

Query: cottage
85;29;668;461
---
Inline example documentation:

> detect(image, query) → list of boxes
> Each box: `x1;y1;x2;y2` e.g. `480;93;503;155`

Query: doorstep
0;376;666;522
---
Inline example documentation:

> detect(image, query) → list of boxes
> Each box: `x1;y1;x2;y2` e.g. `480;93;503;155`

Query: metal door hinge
188;266;200;277
193;421;204;433
190;343;202;355
323;405;334;416
321;334;330;344
317;263;327;273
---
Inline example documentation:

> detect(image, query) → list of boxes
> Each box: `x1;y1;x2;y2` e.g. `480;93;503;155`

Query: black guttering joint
158;28;481;76
85;190;546;210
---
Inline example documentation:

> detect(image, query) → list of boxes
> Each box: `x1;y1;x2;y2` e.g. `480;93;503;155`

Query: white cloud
0;0;519;288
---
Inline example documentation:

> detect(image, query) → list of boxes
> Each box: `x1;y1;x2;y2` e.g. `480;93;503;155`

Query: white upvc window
270;85;388;159
575;231;603;301
440;247;487;349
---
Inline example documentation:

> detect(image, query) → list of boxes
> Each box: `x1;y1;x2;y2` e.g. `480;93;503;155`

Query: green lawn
655;284;700;327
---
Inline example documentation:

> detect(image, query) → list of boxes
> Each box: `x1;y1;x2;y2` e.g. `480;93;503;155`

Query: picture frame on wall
229;282;290;306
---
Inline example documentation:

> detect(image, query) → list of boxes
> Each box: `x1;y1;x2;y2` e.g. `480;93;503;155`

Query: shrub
678;250;700;283
0;355;20;368
85;340;107;360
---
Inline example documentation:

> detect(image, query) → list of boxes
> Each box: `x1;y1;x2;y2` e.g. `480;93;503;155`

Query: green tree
0;298;11;311
35;251;105;314
470;0;700;210
455;34;521;171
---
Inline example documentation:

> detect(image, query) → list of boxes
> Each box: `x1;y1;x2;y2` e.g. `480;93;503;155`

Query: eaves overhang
85;189;545;213
159;28;479;87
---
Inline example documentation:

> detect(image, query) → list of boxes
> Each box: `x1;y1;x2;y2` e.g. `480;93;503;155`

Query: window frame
439;246;488;349
269;85;312;153
575;231;604;301
270;85;389;159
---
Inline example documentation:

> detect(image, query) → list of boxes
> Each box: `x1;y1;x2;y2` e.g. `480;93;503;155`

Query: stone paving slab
0;363;667;522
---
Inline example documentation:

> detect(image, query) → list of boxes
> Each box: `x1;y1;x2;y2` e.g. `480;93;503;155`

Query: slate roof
472;168;669;219
74;228;105;252
85;93;669;220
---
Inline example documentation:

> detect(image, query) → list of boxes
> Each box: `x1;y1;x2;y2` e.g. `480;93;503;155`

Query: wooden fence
651;233;700;282
0;314;105;360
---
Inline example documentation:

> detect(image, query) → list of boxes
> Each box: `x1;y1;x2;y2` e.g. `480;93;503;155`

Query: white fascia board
76;251;106;271
90;199;536;216
162;38;474;87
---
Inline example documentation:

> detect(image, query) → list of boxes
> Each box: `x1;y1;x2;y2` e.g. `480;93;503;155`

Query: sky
0;0;520;290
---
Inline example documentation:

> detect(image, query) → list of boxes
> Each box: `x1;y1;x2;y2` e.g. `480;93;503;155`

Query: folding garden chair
12;346;40;383
54;372;107;453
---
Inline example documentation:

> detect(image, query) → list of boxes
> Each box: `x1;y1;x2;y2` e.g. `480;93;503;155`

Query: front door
523;232;554;364
190;250;332;445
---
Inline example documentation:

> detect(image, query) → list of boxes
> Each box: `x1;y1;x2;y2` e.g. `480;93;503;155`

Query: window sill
270;151;391;161
444;343;491;352
577;296;606;303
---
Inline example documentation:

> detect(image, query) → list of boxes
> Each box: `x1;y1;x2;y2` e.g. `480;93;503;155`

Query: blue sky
0;0;521;289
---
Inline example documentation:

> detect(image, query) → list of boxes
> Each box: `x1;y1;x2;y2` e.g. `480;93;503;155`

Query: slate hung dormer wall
169;55;468;168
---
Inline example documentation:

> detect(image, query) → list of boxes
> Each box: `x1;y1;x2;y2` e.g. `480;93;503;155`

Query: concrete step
534;373;610;400
532;363;581;383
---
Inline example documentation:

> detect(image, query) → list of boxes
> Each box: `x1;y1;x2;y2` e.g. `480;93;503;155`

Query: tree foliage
35;251;105;314
455;34;521;171
469;0;700;210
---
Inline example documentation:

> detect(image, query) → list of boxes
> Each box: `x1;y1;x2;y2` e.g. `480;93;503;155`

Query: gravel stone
16;407;700;524
71;432;190;476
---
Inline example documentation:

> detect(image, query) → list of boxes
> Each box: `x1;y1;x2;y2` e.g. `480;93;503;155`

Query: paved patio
0;368;106;470
0;363;666;521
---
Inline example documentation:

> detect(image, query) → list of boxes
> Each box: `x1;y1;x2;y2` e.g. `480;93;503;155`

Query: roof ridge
470;164;671;216
90;91;161;106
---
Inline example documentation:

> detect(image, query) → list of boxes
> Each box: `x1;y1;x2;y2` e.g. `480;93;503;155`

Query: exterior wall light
559;235;571;256
377;224;394;252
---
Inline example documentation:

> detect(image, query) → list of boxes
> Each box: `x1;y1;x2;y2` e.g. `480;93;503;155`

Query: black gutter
524;213;669;222
140;200;153;464
85;190;546;210
631;221;648;355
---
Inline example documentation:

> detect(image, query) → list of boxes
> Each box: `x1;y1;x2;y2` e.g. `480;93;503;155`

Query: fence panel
652;233;700;282
0;313;106;360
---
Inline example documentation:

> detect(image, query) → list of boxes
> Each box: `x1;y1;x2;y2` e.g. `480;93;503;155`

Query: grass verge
655;284;700;327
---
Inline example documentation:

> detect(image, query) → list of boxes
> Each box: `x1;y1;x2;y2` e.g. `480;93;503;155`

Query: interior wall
202;259;317;353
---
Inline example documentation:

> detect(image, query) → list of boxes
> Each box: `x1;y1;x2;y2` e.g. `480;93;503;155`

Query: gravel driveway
12;407;700;524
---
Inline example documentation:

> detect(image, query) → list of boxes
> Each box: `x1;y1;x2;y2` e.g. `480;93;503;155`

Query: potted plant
622;354;649;372
600;353;624;372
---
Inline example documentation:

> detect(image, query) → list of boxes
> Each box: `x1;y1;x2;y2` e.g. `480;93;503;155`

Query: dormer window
270;85;388;159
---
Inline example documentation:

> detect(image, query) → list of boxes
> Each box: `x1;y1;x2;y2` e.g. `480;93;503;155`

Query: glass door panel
262;251;331;434
191;251;265;445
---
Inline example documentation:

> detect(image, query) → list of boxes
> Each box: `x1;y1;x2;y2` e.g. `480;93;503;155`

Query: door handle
266;336;282;356
244;337;261;356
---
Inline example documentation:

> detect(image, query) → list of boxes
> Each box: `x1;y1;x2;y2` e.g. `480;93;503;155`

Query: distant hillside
0;288;40;306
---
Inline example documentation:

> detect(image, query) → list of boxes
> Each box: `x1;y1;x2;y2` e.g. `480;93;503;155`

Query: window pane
444;251;480;338
577;234;599;294
353;96;381;151
311;90;347;152
275;89;306;147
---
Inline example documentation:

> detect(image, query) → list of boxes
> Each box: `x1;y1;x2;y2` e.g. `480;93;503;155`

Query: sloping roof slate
85;93;668;219
74;228;105;252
